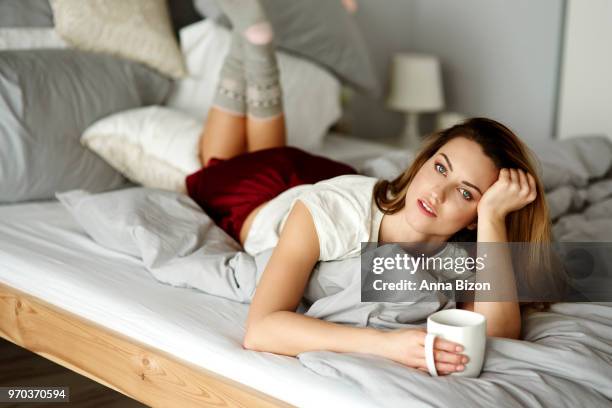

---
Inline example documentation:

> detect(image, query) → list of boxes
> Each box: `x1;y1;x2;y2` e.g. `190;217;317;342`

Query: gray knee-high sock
212;31;246;116
244;36;282;120
214;0;283;119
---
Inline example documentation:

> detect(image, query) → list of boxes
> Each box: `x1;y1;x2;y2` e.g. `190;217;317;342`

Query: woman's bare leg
246;114;286;151
199;108;247;167
199;106;286;167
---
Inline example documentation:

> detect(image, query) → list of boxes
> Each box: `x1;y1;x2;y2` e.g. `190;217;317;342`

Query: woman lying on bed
186;0;559;376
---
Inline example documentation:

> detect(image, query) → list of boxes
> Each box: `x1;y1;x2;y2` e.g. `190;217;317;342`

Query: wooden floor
0;337;146;408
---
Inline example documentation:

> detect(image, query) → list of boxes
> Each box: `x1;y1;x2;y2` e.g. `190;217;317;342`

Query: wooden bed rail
0;282;292;407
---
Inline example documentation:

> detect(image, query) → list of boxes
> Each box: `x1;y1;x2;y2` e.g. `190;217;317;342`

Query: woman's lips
417;199;437;217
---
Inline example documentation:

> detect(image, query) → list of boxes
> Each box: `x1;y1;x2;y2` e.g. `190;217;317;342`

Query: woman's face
401;137;499;239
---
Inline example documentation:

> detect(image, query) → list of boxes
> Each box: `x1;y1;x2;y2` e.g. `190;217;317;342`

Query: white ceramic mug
425;309;487;378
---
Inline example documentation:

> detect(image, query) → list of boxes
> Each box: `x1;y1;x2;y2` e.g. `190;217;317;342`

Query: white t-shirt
243;175;384;261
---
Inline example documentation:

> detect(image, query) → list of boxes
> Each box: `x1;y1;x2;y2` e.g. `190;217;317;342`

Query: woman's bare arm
465;168;538;339
243;200;382;354
466;216;521;339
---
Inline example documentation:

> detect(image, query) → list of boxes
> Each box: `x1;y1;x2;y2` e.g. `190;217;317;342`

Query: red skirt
185;146;357;242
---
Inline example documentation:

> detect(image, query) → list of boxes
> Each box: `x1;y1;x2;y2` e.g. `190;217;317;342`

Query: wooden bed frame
0;282;292;407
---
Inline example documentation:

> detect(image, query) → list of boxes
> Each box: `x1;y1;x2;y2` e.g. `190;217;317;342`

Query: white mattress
0;200;379;408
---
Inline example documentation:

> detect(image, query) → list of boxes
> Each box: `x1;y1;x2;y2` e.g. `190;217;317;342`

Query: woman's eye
459;189;473;201
435;163;446;175
435;162;473;201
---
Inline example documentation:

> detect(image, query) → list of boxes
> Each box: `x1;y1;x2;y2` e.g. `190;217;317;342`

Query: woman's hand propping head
477;168;537;221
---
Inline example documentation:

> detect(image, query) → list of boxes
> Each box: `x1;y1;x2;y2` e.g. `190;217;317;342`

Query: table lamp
387;53;445;148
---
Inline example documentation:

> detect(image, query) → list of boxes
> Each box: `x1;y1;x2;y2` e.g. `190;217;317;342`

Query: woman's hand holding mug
379;328;469;375
425;309;487;378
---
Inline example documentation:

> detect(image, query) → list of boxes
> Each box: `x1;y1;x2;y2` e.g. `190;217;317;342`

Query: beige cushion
82;106;203;193
50;0;186;78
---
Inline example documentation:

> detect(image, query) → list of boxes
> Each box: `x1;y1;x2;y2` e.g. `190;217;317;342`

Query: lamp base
400;112;421;149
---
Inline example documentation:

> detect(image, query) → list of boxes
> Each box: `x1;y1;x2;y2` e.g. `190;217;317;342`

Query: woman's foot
214;0;270;39
214;0;282;120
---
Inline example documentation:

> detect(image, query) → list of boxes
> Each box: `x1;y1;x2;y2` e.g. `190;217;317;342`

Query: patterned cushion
50;0;187;78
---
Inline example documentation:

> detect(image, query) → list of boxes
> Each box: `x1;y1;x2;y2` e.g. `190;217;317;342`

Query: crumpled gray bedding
529;135;612;241
56;134;612;407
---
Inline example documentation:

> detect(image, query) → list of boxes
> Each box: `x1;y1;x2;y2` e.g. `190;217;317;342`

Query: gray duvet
57;135;612;407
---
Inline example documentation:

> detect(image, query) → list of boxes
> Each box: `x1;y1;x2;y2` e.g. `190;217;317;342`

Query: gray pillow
194;0;380;96
0;49;172;203
0;0;54;27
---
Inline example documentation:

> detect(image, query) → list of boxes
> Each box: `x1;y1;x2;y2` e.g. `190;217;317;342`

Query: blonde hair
373;118;567;311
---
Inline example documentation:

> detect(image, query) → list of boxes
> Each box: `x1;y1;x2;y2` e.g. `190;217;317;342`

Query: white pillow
50;0;187;79
166;19;342;150
0;28;67;50
82;106;202;193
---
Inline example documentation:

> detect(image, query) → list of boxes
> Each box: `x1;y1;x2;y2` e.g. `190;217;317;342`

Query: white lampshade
387;53;445;113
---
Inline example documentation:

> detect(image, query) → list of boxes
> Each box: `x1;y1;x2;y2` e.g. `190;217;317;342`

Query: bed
2;134;612;407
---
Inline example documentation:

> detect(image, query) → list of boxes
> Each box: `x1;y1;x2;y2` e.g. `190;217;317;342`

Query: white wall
557;0;612;140
349;0;565;145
